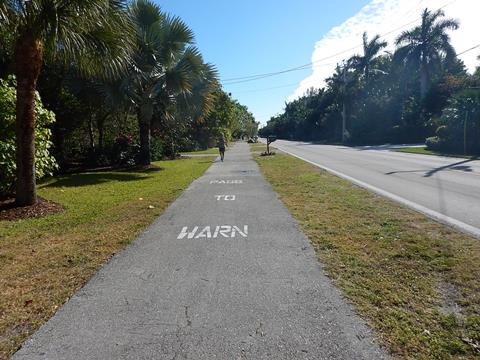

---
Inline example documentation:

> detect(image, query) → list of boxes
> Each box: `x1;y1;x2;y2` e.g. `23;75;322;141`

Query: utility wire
234;82;301;94
222;0;458;85
223;62;335;85
232;42;479;96
457;44;480;56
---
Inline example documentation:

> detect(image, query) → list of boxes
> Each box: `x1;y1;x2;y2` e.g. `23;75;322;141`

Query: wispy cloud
289;0;480;101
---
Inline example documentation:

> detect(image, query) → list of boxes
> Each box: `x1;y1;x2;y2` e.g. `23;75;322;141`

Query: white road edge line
275;143;480;240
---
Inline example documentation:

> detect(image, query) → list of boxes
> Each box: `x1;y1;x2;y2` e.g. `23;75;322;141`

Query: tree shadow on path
44;172;148;188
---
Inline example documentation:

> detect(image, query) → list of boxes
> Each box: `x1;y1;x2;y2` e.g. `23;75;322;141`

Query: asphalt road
13;143;386;359
270;139;480;237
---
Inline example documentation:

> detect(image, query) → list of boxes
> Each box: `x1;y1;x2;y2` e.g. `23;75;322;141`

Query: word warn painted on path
210;180;243;184
177;225;248;239
215;195;236;201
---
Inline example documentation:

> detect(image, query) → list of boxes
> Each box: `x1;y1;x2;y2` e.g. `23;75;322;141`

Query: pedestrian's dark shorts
219;146;225;152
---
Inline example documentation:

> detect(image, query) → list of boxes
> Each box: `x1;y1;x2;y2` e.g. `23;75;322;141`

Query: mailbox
266;135;276;154
267;135;277;145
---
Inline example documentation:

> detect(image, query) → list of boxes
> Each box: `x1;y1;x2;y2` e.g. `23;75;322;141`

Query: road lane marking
215;195;236;201
177;225;248;239
210;180;243;184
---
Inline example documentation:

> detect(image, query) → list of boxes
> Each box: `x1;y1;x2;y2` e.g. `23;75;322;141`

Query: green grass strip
254;149;480;359
0;157;213;359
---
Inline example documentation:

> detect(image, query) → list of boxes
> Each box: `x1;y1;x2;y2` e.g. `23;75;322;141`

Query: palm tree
128;0;217;165
351;32;387;85
175;63;219;126
395;8;459;99
0;0;133;206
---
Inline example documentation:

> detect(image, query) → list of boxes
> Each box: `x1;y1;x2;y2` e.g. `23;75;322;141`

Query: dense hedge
0;76;58;197
426;90;480;155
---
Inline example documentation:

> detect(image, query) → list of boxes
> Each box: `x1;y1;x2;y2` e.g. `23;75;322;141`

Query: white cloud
289;0;480;101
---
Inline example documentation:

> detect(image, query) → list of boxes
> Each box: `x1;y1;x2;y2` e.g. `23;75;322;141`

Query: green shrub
150;137;164;161
425;136;443;151
429;90;480;155
112;134;139;166
0;76;58;197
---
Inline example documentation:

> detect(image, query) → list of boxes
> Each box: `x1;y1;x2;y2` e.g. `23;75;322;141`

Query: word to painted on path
178;225;248;239
215;195;236;201
210;180;243;184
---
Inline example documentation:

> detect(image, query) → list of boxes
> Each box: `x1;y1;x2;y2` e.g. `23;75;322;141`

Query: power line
243;41;478;118
234;82;301;94
458;44;480;56
221;0;458;86
223;62;335;85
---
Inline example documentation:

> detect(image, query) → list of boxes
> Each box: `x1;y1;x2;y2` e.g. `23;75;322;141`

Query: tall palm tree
128;0;216;165
395;8;459;99
351;32;387;86
0;0;133;206
176;63;219;124
165;63;218;157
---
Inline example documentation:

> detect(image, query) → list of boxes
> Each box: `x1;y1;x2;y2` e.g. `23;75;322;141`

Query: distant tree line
259;9;480;155
0;0;258;204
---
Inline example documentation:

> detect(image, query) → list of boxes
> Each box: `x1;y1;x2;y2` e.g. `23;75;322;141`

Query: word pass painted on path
215;195;236;201
177;225;248;239
210;179;243;184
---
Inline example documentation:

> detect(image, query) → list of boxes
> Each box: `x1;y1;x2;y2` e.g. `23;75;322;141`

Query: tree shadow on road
424;158;476;177
385;158;477;177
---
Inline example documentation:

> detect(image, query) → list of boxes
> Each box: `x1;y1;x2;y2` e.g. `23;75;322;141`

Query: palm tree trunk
97;114;108;152
87;116;96;153
138;103;153;166
14;33;43;206
420;60;429;99
365;63;370;87
138;118;151;165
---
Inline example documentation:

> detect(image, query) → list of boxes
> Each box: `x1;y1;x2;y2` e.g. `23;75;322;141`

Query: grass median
395;146;474;159
0;156;213;359
181;148;219;155
253;149;480;359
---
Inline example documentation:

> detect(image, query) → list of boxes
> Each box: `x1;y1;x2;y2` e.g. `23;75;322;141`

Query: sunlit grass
0;157;213;359
396;146;473;159
255;150;480;359
181;148;219;155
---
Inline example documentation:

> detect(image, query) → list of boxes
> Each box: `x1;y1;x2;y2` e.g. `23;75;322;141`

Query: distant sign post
267;135;276;155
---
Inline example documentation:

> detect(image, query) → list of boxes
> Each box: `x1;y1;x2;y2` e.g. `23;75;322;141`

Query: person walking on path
218;132;227;161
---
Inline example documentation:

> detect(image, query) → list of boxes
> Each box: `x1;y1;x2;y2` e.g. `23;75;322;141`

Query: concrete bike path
13;143;387;359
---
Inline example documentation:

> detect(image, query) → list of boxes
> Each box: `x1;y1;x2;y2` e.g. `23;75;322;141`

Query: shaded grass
0;157;213;359
395;146;474;159
254;151;480;359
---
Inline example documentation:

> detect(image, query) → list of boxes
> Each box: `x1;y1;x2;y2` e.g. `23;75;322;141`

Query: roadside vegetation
395;146;475;159
249;143;268;153
0;2;258;357
254;148;480;359
259;8;480;157
181;148;219;155
0;0;258;206
0;156;213;359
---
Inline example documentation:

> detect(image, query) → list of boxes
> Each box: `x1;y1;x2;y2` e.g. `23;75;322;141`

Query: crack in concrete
171;306;193;360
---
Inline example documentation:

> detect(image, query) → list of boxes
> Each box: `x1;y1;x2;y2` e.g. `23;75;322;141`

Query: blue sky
159;0;479;126
159;0;369;125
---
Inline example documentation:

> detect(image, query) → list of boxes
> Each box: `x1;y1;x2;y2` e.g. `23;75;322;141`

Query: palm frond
129;0;162;29
396;29;418;46
12;0;136;80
